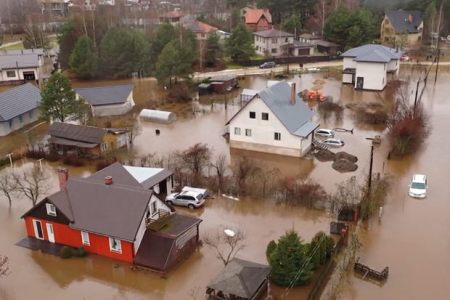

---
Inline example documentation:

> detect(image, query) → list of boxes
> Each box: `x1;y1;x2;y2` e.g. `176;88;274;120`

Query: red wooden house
20;164;202;273
244;9;272;32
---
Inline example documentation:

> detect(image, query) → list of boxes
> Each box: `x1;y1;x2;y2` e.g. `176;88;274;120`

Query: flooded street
1;69;450;299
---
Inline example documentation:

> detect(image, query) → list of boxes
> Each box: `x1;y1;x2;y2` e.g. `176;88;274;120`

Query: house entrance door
356;77;364;89
46;223;55;243
33;220;44;240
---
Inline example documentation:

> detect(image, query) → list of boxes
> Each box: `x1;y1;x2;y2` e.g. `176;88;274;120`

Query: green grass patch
1;42;24;50
249;54;265;60
223;57;244;69
313;49;328;56
49;36;58;47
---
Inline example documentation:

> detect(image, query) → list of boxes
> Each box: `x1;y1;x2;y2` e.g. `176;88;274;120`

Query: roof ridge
68;176;152;193
74;83;134;89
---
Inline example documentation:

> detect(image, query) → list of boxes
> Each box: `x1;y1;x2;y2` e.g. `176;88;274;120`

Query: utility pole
365;138;375;194
435;48;440;83
414;77;420;116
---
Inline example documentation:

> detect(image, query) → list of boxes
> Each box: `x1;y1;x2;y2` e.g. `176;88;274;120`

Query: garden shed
139;109;177;124
240;89;259;103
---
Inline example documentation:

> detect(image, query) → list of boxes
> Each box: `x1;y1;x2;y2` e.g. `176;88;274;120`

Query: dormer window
46;203;56;216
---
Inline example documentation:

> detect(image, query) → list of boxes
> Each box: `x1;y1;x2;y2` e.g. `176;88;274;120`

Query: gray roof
386;10;422;34
207;258;271;299
88;162;143;188
0;48;44;56
227;81;315;137
253;28;294;38
341;44;403;63
0;54;40;70
315;40;340;47
74;84;134;106
209;75;238;82
23;176;152;242
0;83;41;122
48;122;108;144
283;41;315;49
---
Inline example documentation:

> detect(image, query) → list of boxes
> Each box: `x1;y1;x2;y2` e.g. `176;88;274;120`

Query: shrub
74;247;87;257
26;149;46;159
96;159;116;171
166;84;192;102
45;152;60;162
60;246;73;259
266;240;277;259
69;156;85;167
62;156;72;165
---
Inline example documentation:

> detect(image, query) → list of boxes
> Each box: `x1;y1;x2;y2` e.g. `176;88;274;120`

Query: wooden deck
16;237;65;257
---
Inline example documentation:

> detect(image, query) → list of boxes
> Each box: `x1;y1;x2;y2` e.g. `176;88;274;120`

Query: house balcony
146;209;171;231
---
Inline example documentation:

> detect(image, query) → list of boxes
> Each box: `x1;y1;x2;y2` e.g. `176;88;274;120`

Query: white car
315;129;335;138
166;190;205;209
409;174;427;198
182;186;209;198
321;138;345;148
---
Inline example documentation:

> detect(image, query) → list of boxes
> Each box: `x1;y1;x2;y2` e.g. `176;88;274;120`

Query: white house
341;44;402;91
226;81;319;157
74;84;135;117
0;53;41;83
253;29;294;56
0;83;41;136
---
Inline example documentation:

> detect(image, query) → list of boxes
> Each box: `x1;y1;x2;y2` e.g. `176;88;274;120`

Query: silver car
321;138;345;148
315;129;335;138
165;190;205;209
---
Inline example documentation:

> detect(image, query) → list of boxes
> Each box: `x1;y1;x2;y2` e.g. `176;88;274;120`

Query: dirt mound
315;149;336;162
334;152;358;163
332;159;358;172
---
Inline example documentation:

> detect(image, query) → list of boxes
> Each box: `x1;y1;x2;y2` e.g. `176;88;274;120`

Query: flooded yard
1;70;450;299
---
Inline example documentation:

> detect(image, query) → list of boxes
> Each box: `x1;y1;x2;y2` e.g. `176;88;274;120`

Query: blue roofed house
226;81;318;157
381;10;423;47
74;84;135;117
0;83;41;136
341;44;403;91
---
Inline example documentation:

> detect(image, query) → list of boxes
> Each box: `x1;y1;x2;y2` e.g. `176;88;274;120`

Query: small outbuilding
139;109;177;124
74;84;135;117
206;258;271;300
209;75;238;93
240;89;259;103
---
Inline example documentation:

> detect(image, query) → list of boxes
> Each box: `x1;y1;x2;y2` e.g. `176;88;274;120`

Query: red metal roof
245;9;272;24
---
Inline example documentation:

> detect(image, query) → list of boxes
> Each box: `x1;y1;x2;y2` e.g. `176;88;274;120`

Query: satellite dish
224;229;235;237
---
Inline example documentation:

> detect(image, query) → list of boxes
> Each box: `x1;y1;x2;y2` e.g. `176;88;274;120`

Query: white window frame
46;203;57;216
262;112;269;121
109;238;122;253
151;201;158;215
245;129;252;137
6;70;16;78
249;111;256;119
116;135;127;148
32;219;44;240
101;142;109;152
274;132;281;141
234;127;241;135
81;231;90;246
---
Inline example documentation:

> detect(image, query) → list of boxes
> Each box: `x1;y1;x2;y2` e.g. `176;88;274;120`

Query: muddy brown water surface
1;71;450;299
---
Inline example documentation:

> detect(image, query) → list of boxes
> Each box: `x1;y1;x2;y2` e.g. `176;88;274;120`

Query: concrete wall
0;108;40;136
254;36;294;56
229;96;309;157
0;68;40;82
343;57;357;69
355;62;387;90
342;73;353;84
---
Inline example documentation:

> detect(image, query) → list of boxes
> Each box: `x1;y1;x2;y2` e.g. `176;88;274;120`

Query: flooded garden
1;68;450;299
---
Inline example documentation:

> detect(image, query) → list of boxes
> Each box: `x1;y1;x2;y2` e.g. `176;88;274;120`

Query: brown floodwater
1;70;450;299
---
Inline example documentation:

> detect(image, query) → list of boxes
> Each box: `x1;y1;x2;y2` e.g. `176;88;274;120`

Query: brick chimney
290;83;296;105
105;176;113;185
408;14;413;23
57;166;68;191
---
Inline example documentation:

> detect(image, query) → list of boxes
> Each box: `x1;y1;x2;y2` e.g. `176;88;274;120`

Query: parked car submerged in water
409;174;427;198
315;129;335;138
321;138;345;148
165;190;205;209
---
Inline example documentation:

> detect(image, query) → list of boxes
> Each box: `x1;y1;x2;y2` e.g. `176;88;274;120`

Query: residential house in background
47;122;129;156
341;44;402;91
381;10;423;47
253;29;294;56
38;0;70;16
244;9;272;32
315;40;340;55
74;84;135;117
158;11;188;26
226;81;319;157
206;258;271;300
189;20;218;40
0;83;41;136
280;41;315;57
299;33;322;44
19;164;202;273
240;3;257;18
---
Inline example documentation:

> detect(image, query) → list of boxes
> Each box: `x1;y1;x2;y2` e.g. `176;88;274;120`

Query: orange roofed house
189;20;218;40
18;163;202;274
244;9;272;32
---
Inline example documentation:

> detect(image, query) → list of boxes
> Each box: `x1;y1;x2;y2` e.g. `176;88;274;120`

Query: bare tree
120;114;143;145
332;176;361;213
210;153;227;192
203;226;247;266
233;156;255;193
177;143;212;186
12;165;51;207
0;255;10;279
252;166;280;198
0;170;16;206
